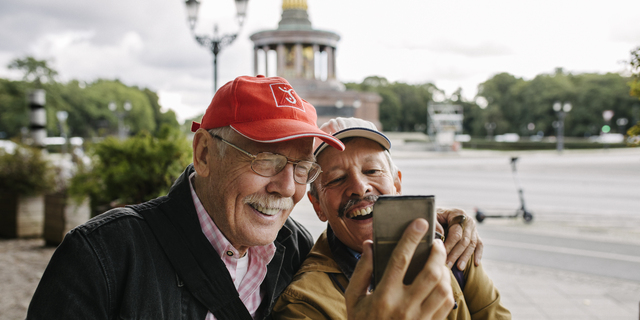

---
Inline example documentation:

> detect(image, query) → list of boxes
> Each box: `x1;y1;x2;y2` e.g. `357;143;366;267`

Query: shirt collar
188;172;276;261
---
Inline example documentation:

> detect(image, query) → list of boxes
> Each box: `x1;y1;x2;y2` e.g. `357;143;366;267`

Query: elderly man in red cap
28;76;471;320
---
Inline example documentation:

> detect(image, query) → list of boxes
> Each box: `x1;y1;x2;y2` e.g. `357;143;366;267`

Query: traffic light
602;125;611;133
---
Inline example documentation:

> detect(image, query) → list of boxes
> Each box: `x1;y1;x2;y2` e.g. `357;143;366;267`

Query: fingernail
414;220;427;232
447;261;453;269
459;261;466;270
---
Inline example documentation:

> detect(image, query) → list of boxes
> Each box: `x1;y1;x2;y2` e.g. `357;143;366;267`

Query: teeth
254;205;280;216
347;206;373;218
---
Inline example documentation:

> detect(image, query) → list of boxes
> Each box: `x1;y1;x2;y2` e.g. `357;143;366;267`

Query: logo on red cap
270;83;305;112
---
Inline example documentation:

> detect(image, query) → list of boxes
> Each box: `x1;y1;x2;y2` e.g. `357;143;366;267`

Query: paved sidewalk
0;238;55;320
477;213;640;320
2;216;640;319
483;258;640;319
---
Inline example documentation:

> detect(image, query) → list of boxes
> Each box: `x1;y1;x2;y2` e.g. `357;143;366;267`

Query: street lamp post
56;111;69;154
28;89;47;149
553;101;572;152
484;122;496;140
185;0;249;93
109;101;132;140
617;118;629;135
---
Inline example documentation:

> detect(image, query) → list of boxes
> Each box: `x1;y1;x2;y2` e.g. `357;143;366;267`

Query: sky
1;0;638;123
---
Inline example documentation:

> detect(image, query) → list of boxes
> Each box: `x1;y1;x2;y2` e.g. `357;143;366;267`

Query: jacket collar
327;225;360;280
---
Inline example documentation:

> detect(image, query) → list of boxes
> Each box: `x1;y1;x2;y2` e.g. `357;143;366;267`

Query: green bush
0;143;55;195
462;139;628;151
628;122;640;146
70;125;192;209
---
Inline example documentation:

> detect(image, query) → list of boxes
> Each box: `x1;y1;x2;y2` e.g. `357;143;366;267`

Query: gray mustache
338;195;379;218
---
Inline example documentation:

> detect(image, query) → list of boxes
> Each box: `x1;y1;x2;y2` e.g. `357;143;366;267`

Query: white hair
207;126;236;157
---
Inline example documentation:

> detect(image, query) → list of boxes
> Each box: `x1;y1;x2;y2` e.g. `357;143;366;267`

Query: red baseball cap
191;75;344;152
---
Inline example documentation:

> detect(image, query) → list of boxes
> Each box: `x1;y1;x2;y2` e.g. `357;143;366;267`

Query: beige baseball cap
313;117;391;156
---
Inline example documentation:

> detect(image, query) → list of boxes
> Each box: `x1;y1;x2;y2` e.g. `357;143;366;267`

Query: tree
627;46;640;145
475;73;526;135
571;72;636;137
0;79;30;138
346;77;438;132
142;88;180;136
629;46;640;98
1;56;182;140
476;70;636;138
345;76;402;131
7;56;58;87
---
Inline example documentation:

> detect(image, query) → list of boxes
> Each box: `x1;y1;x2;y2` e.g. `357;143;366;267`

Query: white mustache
243;193;294;211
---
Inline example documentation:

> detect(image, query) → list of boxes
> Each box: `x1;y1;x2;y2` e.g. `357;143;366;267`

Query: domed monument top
282;0;308;10
278;0;311;30
249;0;382;128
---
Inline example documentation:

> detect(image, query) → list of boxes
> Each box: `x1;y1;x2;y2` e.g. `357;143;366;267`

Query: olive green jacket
272;230;511;320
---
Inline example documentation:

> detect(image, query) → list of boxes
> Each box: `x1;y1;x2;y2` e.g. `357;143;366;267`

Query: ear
393;170;402;195
308;191;327;222
192;129;213;177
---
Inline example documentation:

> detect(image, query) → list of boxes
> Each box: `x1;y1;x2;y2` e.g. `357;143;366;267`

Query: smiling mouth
346;206;373;220
250;204;281;216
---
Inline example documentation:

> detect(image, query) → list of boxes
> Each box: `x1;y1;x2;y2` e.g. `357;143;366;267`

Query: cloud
1;0;638;122
405;40;514;57
27;30;146;82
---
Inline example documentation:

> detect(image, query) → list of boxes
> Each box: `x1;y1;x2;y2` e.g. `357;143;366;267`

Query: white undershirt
234;253;249;288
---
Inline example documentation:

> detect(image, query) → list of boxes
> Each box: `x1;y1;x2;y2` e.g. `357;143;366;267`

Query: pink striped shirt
189;173;276;320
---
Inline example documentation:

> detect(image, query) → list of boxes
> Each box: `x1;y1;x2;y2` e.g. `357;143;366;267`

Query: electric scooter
475;156;533;223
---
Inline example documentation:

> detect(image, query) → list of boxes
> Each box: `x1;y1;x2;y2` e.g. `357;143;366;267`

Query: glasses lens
252;153;321;184
296;161;321;184
252;153;287;177
293;162;311;184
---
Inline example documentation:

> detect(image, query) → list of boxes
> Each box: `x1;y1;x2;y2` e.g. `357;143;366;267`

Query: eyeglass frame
209;133;322;185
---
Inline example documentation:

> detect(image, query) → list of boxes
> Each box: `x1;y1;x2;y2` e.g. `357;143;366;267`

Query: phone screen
372;195;435;288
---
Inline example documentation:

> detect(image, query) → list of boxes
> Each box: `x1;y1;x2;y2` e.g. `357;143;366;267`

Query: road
290;147;640;282
479;226;640;282
395;147;640;217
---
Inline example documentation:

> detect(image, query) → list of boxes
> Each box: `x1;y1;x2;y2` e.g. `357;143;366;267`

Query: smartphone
372;195;435;288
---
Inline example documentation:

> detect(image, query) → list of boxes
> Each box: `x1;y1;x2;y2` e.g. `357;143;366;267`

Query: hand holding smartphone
372;195;436;288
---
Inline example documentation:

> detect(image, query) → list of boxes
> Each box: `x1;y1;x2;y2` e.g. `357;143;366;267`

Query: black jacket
27;165;314;319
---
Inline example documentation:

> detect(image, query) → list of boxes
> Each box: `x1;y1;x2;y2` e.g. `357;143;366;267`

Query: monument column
295;43;303;77
327;46;335;79
312;44;319;79
277;43;285;76
263;46;270;76
253;46;259;75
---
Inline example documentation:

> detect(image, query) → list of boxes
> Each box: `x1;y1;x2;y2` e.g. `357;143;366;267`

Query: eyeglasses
210;134;322;185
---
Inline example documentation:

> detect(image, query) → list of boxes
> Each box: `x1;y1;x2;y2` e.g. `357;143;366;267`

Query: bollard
28;89;47;148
